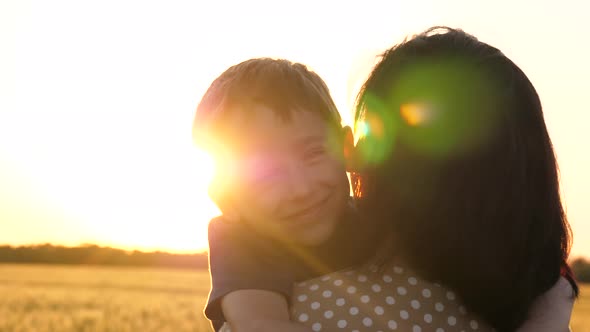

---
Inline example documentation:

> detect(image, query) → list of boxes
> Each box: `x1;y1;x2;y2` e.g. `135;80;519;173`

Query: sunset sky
1;0;588;257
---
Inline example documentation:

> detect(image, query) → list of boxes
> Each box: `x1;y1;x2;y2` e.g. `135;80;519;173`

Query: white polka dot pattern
447;291;456;301
290;262;492;331
388;320;397;330
400;310;409;320
448;316;457;326
397;286;407;295
324;310;334;319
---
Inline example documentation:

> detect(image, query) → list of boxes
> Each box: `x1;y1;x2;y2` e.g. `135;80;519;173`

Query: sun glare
90;146;220;253
6;128;220;253
1;0;588;258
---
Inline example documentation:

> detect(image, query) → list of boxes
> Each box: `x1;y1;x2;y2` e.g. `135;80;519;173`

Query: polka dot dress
290;262;493;332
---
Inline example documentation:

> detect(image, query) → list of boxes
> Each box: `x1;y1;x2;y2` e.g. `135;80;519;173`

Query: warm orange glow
0;1;588;258
0;129;220;253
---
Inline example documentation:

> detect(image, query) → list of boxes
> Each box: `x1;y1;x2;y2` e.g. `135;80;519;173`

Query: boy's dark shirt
205;202;381;331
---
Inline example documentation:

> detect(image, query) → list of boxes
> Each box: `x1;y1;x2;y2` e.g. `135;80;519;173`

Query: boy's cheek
311;162;346;185
233;189;281;220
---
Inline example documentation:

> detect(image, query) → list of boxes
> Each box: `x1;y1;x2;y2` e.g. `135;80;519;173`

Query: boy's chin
282;220;337;247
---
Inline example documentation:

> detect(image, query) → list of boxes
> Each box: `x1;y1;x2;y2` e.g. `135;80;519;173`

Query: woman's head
354;27;576;331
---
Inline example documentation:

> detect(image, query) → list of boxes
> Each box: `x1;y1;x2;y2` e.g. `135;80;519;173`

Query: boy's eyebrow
293;135;327;148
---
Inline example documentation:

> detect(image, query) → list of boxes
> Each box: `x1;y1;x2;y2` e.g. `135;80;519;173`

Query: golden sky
0;0;588;257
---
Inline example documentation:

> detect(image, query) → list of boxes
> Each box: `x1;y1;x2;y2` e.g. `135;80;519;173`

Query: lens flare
400;103;433;126
355;92;398;166
356;121;369;139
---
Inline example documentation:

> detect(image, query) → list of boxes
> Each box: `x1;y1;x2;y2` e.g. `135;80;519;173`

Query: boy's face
217;105;351;246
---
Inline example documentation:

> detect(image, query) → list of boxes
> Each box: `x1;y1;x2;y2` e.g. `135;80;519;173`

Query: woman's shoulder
290;262;494;331
516;276;575;332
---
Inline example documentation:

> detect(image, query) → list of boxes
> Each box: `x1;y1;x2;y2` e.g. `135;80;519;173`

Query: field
0;264;587;331
574;283;590;331
0;264;212;332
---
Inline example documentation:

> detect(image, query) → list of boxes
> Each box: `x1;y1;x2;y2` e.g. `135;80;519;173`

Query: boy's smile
281;195;329;222
219;104;351;246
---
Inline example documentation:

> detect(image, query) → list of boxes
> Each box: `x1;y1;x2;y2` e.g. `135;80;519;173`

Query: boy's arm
221;290;311;332
205;217;301;331
517;277;575;332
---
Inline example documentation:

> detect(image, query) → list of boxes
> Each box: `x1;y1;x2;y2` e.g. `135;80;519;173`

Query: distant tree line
571;257;590;283
0;244;208;269
1;244;589;282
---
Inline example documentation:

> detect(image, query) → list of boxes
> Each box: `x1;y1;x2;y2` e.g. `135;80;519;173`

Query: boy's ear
342;126;358;172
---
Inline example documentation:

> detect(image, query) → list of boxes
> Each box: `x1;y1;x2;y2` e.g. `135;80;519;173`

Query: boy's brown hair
193;58;342;150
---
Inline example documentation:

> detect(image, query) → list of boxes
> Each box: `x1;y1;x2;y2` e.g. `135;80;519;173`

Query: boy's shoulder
207;215;290;261
207;215;236;234
208;215;236;229
208;216;255;243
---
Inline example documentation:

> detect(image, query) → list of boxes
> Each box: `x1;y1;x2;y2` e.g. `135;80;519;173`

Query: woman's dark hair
353;27;578;331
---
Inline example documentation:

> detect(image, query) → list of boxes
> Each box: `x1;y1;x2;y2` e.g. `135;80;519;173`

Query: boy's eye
248;166;281;182
304;146;327;161
241;156;283;183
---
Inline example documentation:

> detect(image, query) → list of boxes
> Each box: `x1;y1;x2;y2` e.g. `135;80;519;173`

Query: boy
193;58;380;331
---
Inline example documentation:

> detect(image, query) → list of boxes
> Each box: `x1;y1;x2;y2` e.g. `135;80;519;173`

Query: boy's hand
221;289;311;332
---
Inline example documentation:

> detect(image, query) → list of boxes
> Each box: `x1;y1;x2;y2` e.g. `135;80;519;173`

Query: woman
290;27;577;331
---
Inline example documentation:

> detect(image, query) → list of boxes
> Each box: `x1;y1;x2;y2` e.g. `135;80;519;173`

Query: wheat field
0;264;212;332
0;264;587;331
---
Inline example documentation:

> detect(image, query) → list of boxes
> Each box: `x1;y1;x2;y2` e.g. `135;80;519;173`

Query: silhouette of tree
0;244;208;269
571;257;590;283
